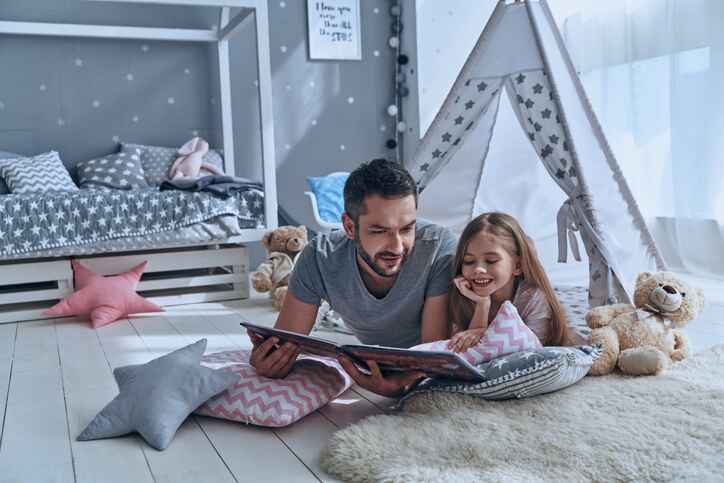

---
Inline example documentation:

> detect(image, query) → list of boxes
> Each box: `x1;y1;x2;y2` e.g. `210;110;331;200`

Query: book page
341;345;485;382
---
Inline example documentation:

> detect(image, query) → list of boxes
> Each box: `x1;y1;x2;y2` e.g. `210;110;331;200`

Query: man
249;159;456;396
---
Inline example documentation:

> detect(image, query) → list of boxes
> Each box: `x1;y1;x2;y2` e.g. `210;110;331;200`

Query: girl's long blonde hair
448;212;568;346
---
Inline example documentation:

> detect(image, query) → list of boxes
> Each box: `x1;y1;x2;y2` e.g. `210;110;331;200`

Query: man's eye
370;230;385;235
486;260;498;264
463;260;475;265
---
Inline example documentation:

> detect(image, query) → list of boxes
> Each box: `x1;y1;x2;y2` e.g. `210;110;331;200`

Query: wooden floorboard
95;317;237;483
0;324;17;457
1;289;722;483
55;320;154;483
0;321;75;483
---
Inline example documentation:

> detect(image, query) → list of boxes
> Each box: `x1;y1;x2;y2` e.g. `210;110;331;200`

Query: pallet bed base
0;244;249;324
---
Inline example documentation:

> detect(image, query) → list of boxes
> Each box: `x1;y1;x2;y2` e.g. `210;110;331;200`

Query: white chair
304;171;349;333
303;171;348;235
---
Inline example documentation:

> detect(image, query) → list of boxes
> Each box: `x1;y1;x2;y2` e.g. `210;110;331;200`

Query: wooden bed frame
0;0;278;323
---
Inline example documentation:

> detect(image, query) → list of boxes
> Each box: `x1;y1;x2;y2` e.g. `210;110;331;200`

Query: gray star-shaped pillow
77;339;237;450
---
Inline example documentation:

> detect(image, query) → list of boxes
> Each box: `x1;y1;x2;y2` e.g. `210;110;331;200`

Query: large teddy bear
586;271;704;376
251;225;308;310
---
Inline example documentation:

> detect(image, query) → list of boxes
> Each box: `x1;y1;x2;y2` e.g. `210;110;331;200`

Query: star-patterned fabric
506;70;578;188
75;147;149;190
408;76;504;192
121;143;225;186
0;215;249;260
0;188;264;257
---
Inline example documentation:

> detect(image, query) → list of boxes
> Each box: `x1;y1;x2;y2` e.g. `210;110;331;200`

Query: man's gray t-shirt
288;220;456;348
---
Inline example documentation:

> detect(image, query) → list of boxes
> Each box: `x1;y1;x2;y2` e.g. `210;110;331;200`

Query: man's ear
341;213;356;240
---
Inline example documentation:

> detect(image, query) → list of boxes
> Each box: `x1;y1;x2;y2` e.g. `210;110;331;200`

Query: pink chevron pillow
195;349;352;427
412;301;542;365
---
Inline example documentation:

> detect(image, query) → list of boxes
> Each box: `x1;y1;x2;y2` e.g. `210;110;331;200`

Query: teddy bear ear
635;272;652;286
261;231;273;250
297;225;308;236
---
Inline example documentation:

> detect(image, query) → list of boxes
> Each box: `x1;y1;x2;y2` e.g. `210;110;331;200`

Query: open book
241;321;486;382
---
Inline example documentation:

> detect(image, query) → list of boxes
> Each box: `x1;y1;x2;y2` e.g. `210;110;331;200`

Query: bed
0;0;278;323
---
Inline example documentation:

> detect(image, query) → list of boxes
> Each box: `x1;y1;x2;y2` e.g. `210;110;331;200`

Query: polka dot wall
0;1;398;225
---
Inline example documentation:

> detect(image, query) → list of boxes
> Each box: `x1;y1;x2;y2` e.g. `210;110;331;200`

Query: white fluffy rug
321;345;724;483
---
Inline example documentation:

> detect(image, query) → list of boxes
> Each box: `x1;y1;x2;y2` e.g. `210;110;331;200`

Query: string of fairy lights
384;1;408;163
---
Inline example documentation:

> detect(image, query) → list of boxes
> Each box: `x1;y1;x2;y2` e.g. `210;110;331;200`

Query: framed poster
307;0;362;60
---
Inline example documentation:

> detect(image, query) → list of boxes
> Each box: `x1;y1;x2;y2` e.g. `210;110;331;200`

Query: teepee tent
407;0;666;307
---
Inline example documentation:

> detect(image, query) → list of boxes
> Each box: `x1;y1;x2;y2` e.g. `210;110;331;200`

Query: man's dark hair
343;158;418;223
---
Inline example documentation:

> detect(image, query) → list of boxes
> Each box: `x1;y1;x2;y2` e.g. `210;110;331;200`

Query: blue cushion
307;174;349;224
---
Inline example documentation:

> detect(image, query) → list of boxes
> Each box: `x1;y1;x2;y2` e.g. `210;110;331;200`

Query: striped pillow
0;151;78;194
195;349;352;427
401;345;602;403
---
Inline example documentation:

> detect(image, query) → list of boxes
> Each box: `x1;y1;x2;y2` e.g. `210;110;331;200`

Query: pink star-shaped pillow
44;260;163;328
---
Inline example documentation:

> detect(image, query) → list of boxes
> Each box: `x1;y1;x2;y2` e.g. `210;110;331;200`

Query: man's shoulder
304;230;353;262
415;219;456;246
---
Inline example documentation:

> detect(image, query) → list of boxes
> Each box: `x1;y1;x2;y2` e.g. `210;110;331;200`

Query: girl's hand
454;276;485;303
447;328;486;353
453;277;492;309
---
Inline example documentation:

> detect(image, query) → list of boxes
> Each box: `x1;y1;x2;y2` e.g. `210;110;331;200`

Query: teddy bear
586;271;704;376
251;225;308;310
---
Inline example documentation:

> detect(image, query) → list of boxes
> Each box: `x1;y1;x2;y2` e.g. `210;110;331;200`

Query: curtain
551;0;724;279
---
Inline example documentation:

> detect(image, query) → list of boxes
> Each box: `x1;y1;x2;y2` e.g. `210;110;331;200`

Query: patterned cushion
0;151;22;195
0;151;78;194
412;301;542;365
401;345;602;402
76;148;149;190
121;142;225;185
195;349;352;427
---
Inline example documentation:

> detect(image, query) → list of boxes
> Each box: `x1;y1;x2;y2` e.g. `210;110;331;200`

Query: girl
447;212;569;352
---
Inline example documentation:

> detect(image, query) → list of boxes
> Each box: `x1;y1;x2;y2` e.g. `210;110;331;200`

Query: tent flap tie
557;199;582;263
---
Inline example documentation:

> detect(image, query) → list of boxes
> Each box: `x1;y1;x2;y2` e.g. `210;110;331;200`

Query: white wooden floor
1;286;723;483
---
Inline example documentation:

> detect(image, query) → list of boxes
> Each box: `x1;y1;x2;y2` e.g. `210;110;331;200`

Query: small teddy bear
251;225;308;310
586;271;704;376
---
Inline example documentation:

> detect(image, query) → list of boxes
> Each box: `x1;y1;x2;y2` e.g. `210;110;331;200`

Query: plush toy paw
588;326;619;376
586;303;634;329
618;346;668;375
251;272;272;292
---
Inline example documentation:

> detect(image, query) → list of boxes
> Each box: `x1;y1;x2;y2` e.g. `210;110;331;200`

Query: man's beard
355;231;408;278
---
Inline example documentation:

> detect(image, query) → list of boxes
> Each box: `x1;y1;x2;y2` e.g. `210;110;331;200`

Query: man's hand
447;328;486;353
337;357;425;398
248;330;301;379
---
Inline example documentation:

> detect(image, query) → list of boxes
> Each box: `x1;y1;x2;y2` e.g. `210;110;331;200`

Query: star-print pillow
76;148;149;190
121;142;225;185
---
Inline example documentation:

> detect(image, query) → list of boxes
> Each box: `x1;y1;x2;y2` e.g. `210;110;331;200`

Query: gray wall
0;0;398;265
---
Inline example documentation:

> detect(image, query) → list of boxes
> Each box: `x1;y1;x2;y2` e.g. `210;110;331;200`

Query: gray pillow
0;150;78;194
121;142;225;185
0;151;21;194
77;339;238;450
76;148;149;190
402;345;602;402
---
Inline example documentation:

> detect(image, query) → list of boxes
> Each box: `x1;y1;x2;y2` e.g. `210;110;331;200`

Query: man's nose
389;232;404;253
473;265;487;273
